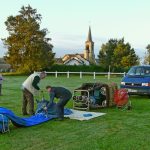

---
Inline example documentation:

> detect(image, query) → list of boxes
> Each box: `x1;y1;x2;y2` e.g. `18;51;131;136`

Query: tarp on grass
0;107;72;127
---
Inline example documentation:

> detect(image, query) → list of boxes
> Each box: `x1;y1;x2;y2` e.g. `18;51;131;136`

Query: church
56;27;96;65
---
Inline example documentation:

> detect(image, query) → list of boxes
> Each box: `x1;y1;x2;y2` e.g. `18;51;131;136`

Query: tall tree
143;44;150;65
98;39;118;69
98;38;139;71
2;5;54;73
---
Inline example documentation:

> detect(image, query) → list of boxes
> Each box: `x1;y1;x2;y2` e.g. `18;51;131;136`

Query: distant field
0;75;150;150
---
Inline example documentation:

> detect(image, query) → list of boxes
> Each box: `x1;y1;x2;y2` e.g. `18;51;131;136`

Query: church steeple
87;26;92;41
84;26;95;64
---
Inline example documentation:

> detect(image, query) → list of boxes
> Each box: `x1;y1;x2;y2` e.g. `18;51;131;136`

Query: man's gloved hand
43;106;47;111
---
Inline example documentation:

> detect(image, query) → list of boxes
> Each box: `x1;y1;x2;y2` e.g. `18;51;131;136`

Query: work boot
23;112;29;116
58;117;64;121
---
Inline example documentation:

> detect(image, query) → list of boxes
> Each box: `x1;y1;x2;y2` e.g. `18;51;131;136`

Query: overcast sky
0;0;150;59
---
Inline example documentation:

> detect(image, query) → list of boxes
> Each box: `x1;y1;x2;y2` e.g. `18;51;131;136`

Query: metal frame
0;114;10;133
73;90;90;110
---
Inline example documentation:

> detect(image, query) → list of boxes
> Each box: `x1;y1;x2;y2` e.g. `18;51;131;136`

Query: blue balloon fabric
0;107;72;127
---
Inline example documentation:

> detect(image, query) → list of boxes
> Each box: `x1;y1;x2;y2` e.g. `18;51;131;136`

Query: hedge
47;65;105;72
47;65;129;72
2;65;130;76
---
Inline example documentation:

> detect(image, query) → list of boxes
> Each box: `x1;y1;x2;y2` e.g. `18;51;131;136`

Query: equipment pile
73;82;131;110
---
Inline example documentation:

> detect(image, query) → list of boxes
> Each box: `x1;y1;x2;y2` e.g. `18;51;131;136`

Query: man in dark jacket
45;85;72;120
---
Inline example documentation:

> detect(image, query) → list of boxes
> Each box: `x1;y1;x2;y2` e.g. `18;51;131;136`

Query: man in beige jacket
22;72;46;115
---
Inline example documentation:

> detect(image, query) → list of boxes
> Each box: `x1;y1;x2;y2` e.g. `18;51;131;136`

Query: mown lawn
0;75;150;150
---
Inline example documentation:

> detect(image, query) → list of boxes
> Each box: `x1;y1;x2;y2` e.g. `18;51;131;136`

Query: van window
128;67;150;76
128;67;144;76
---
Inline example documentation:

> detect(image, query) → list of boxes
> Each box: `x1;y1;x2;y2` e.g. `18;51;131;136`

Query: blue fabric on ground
36;100;73;116
36;100;59;115
83;114;93;117
64;108;72;115
0;107;72;127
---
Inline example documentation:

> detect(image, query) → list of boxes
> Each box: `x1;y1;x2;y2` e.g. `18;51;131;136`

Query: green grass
0;75;150;150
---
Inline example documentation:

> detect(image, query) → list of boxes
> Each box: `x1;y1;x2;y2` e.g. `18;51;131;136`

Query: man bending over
45;85;72;120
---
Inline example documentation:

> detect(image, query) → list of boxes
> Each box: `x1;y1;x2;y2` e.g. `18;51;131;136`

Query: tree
2;5;54;73
98;38;139;71
143;44;150;65
98;39;118;69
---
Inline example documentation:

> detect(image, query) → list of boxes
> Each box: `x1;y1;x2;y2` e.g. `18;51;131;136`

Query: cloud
52;33;107;58
0;33;146;61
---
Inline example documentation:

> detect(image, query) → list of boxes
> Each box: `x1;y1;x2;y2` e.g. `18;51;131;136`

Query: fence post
108;72;110;80
55;71;58;78
124;72;126;77
93;72;96;79
80;71;82;79
67;71;70;78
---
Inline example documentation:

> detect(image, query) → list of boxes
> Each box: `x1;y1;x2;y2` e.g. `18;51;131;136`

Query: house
55;58;64;65
63;54;90;65
55;26;96;66
0;58;11;72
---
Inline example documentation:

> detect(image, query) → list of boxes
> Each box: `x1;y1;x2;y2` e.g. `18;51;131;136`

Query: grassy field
0;75;150;150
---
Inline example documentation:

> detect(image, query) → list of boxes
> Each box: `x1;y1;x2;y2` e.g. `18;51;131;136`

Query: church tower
84;26;95;64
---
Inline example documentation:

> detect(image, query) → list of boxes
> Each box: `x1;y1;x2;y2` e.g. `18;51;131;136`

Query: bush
48;65;107;72
2;65;130;76
47;65;130;73
112;66;130;73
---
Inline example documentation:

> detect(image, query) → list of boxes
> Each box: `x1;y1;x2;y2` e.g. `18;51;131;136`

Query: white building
63;54;90;65
56;27;96;66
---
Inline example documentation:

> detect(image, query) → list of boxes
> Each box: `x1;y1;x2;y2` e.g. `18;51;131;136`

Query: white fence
45;71;126;80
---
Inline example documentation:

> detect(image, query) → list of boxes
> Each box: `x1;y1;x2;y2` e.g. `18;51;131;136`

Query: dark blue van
120;66;150;95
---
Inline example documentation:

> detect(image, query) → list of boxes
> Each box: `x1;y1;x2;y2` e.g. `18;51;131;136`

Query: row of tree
98;38;139;71
2;5;150;73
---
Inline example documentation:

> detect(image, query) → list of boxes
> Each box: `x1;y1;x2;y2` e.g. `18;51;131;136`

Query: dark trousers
0;84;1;95
56;94;72;118
22;88;34;115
